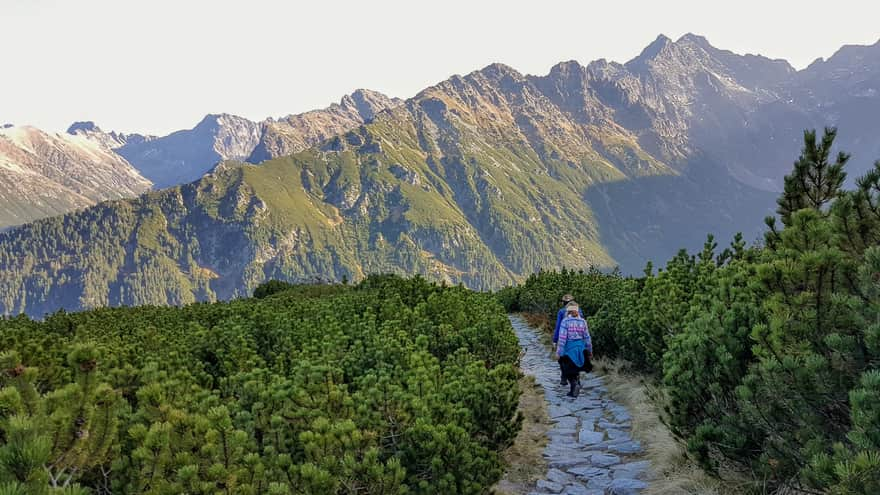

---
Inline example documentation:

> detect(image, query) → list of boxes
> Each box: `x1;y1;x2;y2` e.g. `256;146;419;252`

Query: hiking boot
560;376;568;386
568;378;580;398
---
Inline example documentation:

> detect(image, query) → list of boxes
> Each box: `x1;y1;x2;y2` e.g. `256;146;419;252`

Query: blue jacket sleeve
552;309;564;343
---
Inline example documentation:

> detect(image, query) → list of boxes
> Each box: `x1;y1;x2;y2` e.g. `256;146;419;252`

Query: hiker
556;302;593;398
553;294;584;385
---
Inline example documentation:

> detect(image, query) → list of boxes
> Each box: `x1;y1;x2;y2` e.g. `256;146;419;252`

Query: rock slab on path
510;315;652;494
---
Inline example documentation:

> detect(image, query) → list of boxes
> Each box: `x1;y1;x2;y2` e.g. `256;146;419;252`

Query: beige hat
565;302;580;313
561;294;574;302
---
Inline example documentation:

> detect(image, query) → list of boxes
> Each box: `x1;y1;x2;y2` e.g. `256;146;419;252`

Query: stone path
510;315;651;495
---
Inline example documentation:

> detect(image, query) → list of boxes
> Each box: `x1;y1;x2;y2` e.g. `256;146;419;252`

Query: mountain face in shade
2;34;880;317
0;125;152;229
792;39;880;170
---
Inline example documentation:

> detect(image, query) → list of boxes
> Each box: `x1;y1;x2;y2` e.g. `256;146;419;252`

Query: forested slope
500;129;880;494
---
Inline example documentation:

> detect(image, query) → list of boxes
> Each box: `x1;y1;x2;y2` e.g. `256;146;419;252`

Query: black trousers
558;352;593;381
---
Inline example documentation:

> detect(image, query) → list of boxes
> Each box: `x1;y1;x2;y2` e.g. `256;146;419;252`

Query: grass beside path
594;358;733;495
492;374;551;494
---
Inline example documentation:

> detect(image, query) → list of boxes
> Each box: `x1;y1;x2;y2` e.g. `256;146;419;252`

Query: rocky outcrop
246;89;402;163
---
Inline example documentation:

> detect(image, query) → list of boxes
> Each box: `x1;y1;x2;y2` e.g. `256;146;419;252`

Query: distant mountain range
1;33;879;316
70;88;401;190
0;125;151;229
0;90;400;229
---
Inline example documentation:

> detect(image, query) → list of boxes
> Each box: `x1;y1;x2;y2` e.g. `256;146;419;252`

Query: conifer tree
776;127;849;226
0;346;120;494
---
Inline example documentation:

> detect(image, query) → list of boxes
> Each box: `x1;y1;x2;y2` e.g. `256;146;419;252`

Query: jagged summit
805;37;880;73
798;39;880;83
469;62;524;82
677;32;711;47
193;113;253;131
245;88;401;165
627;34;673;66
340;88;401;122
547;60;586;78
65;120;138;150
626;32;721;71
66;121;101;134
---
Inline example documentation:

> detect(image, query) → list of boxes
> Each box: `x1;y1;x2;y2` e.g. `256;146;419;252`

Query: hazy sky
3;0;878;136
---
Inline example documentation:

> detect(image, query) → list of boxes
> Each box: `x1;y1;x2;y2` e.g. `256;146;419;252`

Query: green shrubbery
501;129;880;493
0;275;521;494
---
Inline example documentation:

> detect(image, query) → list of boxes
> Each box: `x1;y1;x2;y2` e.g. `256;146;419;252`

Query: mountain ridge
66;90;403;190
2;33;880;316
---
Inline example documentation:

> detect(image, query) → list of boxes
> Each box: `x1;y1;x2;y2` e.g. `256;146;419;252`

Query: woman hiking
553;294;584;385
556;302;593;398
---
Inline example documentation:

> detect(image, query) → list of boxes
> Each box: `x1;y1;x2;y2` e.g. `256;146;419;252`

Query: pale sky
2;0;878;136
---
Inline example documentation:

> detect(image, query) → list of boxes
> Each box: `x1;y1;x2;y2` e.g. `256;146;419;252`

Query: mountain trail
509;315;652;495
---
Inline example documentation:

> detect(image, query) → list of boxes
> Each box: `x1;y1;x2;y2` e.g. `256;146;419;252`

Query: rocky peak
619;32;797;101
799;38;880;80
188;114;262;160
531;60;600;120
584;59;627;80
626;34;674;69
537;61;589;98
627;33;727;74
547;60;586;79
456;63;532;108
793;37;880;110
111;113;262;188
832;38;880;60
683;34;795;89
471;62;524;83
66;121;133;149
67;121;101;134
194;114;223;131
411;64;530;122
194;113;253;132
346;89;401;121
246;89;401;164
677;33;712;49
